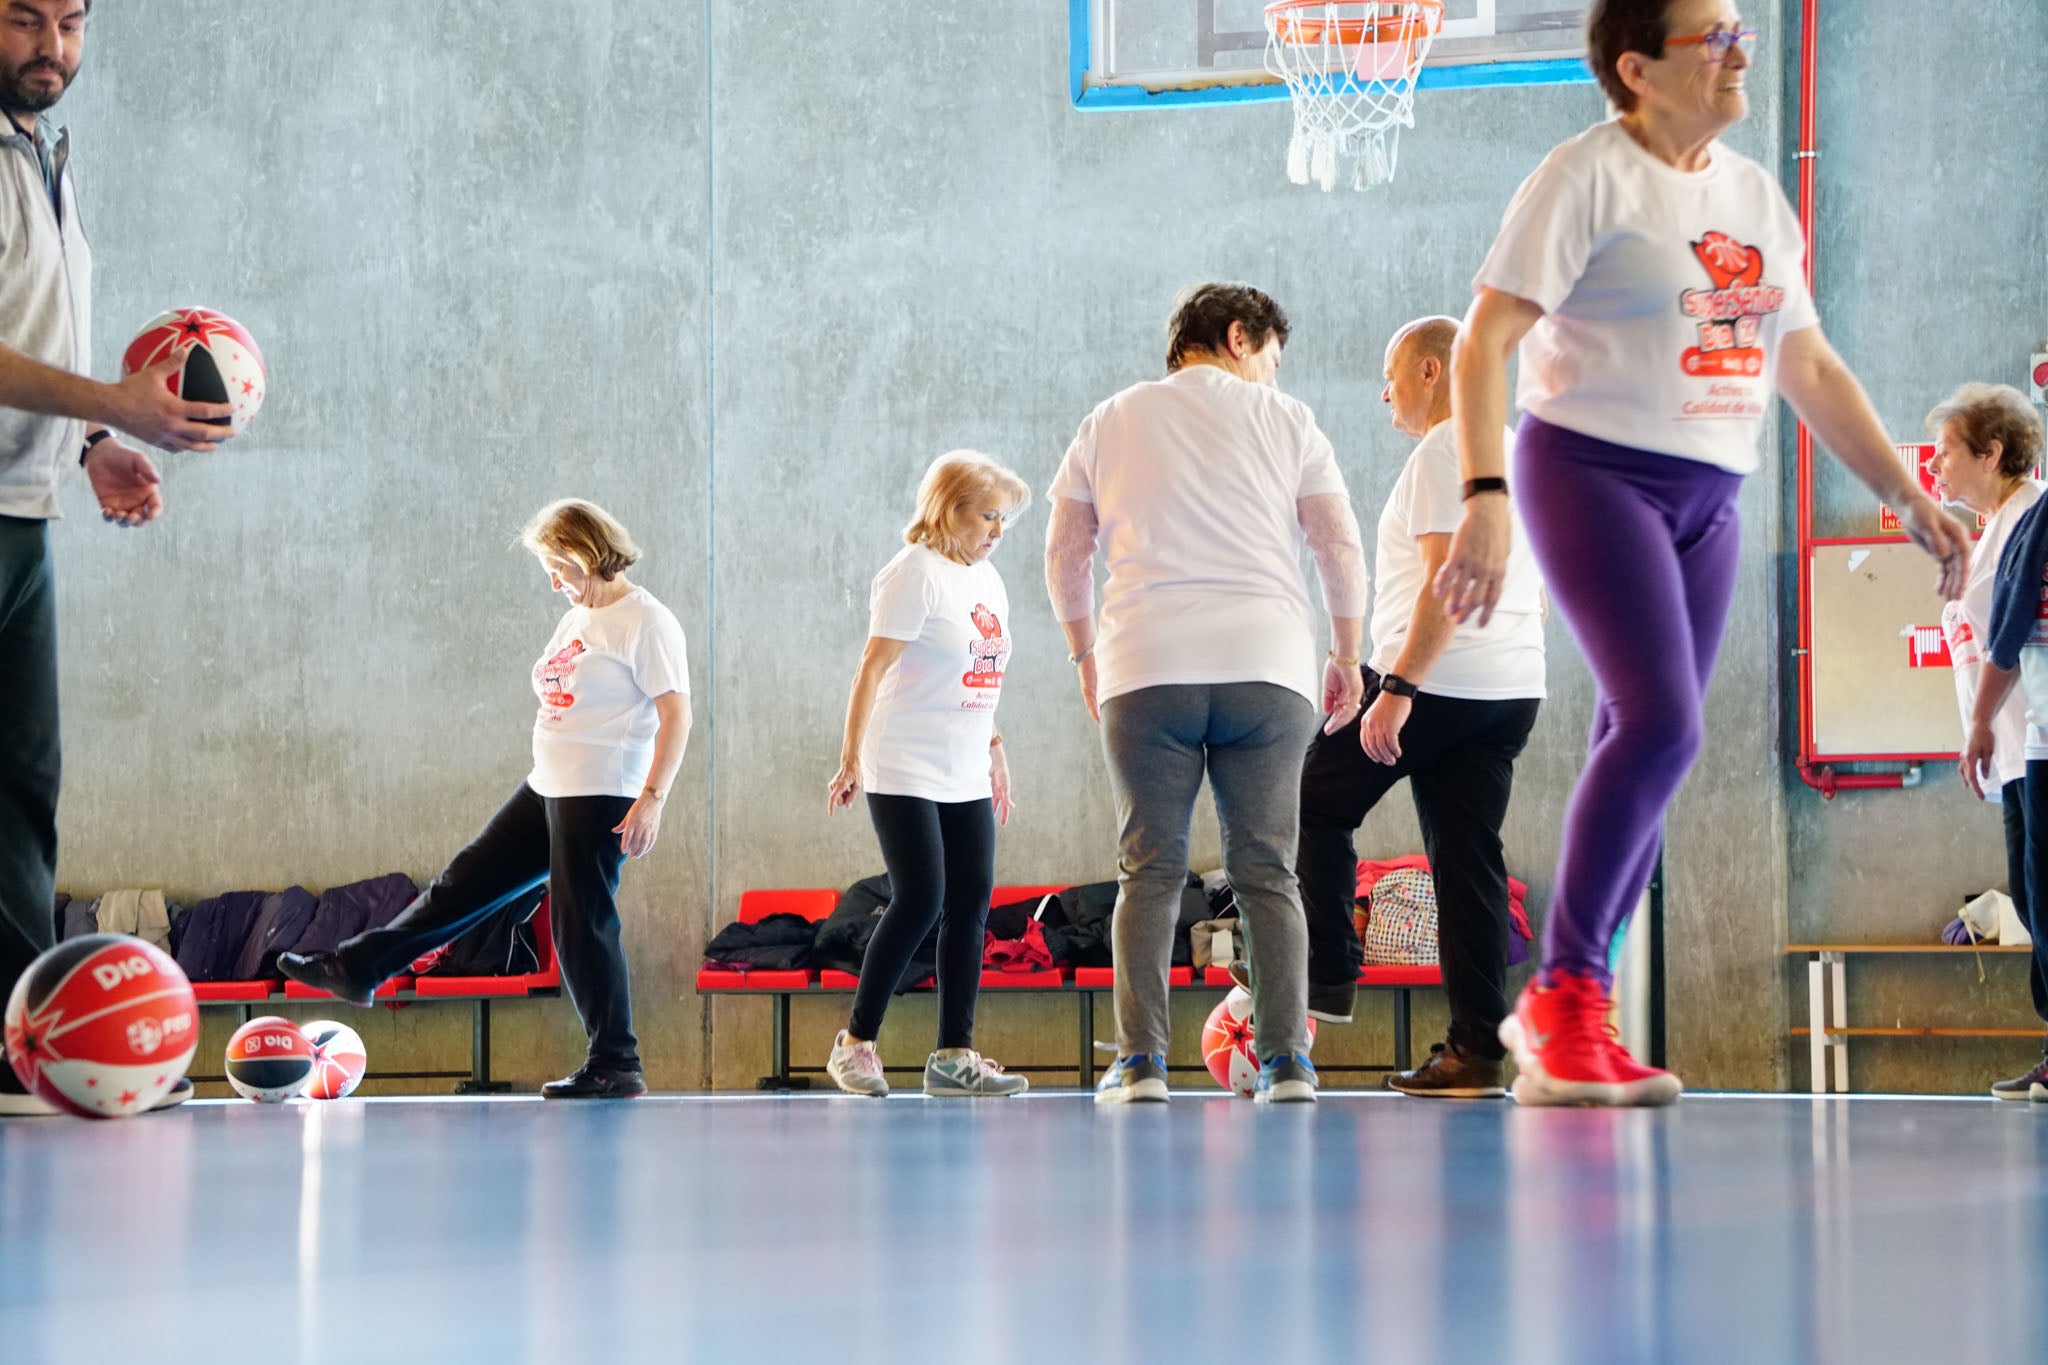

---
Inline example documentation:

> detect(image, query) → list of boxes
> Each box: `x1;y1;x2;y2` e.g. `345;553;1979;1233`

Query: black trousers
1297;673;1539;1059
337;781;641;1070
0;517;58;1093
2013;770;2048;1024
847;793;997;1050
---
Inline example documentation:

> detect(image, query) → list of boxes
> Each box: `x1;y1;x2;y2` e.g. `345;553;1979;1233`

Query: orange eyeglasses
1665;27;1758;61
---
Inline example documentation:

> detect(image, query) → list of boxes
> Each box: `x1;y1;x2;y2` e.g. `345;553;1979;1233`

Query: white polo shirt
1048;365;1352;706
1943;482;2040;795
1370;421;1547;700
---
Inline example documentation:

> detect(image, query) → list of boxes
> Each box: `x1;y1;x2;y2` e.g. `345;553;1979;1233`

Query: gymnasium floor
4;1092;2044;1364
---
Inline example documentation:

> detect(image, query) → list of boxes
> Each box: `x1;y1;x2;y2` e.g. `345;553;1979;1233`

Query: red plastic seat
191;981;276;1003
286;975;411;1001
737;888;839;923
414;898;566;997
816;969;860;989
980;967;1065;988
1358;964;1442;987
1074;966;1192;988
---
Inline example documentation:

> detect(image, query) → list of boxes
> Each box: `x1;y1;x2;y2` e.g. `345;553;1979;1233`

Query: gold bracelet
1327;650;1361;667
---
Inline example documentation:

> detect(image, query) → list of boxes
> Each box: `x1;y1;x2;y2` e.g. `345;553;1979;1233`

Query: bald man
1293;316;1546;1097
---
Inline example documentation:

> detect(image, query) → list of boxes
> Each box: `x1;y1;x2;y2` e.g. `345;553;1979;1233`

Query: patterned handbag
1360;866;1438;966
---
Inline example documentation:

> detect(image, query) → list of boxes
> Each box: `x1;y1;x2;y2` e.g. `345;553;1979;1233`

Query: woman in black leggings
823;451;1029;1098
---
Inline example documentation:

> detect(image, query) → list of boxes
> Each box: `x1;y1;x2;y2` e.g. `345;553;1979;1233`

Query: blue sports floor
3;1090;2045;1364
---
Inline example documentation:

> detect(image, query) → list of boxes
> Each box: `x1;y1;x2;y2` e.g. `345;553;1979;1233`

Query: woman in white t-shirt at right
1931;385;2042;949
1432;0;1970;1107
823;451;1031;1100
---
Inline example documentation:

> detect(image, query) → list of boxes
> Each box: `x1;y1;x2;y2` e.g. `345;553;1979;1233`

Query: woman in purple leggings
1433;0;1970;1106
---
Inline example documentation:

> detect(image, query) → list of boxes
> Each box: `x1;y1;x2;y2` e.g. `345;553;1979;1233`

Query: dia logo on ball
300;1020;367;1100
1200;986;1316;1098
3;934;199;1119
225;1016;314;1103
122;307;267;434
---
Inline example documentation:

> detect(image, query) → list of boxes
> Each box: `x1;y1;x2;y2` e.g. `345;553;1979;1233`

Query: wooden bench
187;899;564;1093
701;888;1441;1089
1786;942;2039;1093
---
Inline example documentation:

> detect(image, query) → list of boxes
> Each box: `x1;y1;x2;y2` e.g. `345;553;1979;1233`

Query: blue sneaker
1094;1053;1169;1105
1254;1052;1317;1104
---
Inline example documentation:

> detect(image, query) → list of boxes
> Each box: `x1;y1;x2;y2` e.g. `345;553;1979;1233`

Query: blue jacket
1987;496;2048;670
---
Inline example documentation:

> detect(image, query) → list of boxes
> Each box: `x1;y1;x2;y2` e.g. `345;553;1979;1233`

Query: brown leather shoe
1387;1041;1506;1098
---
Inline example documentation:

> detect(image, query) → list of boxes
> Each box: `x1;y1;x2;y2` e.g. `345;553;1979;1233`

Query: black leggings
847;793;997;1049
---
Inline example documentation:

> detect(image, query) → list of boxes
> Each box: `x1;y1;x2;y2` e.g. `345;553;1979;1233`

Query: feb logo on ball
4;934;199;1119
122;307;267;434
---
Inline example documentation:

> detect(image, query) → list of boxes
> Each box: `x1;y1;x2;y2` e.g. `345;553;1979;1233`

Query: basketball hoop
1263;0;1443;191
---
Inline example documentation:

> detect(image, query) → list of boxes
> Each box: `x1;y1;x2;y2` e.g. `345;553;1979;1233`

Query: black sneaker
1308;981;1356;1025
1224;961;1355;1025
541;1063;648;1100
277;951;375;1009
147;1077;195;1112
1387;1041;1506;1098
1990;1043;2048;1101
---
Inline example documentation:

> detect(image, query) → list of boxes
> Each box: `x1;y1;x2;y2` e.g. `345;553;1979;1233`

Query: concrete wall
1780;0;2048;1091
42;0;2027;1095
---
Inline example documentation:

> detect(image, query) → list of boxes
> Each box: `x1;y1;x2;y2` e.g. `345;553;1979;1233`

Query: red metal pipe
1791;0;1905;798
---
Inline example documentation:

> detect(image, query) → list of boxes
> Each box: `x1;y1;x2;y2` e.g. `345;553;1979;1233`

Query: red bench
697;887;1441;1089
186;899;564;1093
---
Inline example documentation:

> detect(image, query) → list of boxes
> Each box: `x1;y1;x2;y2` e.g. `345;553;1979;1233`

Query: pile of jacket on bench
56;874;548;984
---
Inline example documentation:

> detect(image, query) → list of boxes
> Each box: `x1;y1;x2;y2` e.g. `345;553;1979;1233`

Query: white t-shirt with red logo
1048;365;1351;706
860;543;1011;804
1474;119;1820;475
529;587;691;799
1943;482;2041;793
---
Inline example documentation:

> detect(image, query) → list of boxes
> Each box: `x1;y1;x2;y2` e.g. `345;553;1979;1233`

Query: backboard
1071;0;1594;109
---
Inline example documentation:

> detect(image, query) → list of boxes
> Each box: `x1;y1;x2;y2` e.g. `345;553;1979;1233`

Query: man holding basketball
0;0;239;1115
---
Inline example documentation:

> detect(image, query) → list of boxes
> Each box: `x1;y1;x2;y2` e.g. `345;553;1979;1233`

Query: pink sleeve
1298;493;1369;618
1043;496;1100;624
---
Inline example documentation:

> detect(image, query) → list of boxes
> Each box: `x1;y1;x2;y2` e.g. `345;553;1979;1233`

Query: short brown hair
521;498;642;580
1165;283;1291;372
903;451;1031;563
1586;0;1673;114
1925;383;2044;482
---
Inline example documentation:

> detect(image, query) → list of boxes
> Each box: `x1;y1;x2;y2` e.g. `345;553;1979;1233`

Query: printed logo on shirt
1678;232;1788;406
961;604;1009;707
1943;602;1982;670
536;640;586;716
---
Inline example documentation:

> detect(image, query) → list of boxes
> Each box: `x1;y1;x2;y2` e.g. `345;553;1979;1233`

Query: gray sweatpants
1100;682;1318;1060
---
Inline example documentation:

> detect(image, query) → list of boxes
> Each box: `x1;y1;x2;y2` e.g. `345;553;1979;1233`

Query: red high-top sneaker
1499;974;1682;1107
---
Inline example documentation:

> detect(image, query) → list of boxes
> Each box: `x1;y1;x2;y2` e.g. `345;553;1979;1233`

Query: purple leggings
1514;416;1745;985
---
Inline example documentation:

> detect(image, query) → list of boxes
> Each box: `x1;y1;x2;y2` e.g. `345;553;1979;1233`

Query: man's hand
84;440;163;528
1896;492;1971;601
612;794;665;859
1359;690;1413;766
1434;493;1512;626
106;353;238;452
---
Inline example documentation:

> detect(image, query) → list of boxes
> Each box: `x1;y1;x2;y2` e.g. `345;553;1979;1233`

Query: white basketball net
1263;1;1443;191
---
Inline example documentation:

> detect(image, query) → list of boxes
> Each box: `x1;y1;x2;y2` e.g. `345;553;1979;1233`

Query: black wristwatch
79;429;113;466
1462;476;1508;501
1379;672;1419;699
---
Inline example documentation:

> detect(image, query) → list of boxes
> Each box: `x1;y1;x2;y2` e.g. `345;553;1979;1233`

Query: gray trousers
1100;682;1318;1060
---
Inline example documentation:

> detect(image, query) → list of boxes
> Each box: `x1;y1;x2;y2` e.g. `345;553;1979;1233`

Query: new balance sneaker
1254;1052;1318;1104
826;1030;888;1097
1990;1043;2048;1101
1387;1041;1506;1098
923;1048;1028;1098
1498;975;1682;1107
540;1062;647;1100
277;951;375;1009
1225;960;1355;1024
1095;1053;1169;1104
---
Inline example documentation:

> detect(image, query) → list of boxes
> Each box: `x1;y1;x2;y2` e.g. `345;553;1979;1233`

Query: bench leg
1392;989;1411;1072
1806;955;1825;1095
1078;990;1095;1089
456;998;512;1095
756;992;810;1091
1828;951;1849;1093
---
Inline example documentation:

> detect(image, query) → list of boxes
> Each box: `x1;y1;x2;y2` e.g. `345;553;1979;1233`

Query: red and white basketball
225;1016;314;1103
300;1020;367;1100
4;934;199;1119
122;307;267;434
1200;986;1316;1098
